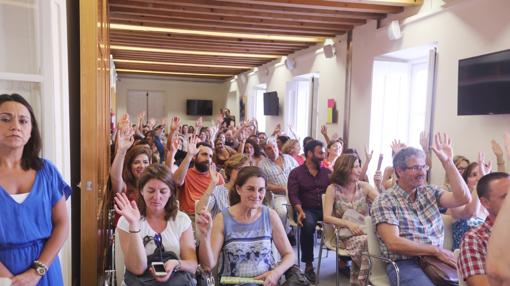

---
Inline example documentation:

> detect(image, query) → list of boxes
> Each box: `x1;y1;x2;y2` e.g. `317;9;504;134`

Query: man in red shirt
458;172;510;286
173;140;224;218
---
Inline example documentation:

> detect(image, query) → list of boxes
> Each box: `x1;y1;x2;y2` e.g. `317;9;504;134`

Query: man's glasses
404;164;429;172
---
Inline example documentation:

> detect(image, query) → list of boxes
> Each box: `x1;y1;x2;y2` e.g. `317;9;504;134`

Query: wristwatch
33;260;48;276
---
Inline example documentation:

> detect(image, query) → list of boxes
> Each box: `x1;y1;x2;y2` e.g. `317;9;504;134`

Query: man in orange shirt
173;140;224;219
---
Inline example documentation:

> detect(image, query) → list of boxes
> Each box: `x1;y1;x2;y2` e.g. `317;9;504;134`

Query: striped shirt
371;184;445;261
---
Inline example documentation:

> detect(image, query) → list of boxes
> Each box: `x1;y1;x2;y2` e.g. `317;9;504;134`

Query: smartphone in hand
151;262;167;277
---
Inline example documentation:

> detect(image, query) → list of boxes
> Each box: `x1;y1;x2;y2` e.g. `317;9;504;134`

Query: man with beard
173;140;225;219
288;139;330;283
371;133;471;286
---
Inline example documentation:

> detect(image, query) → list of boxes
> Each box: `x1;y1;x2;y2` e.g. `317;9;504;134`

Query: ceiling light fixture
110;23;324;43
111;45;278;59
113;59;251;69
116;68;233;77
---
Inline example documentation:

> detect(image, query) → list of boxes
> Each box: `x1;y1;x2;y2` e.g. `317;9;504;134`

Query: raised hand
209;163;219;185
117;113;131;131
196;117;203;129
170;116;181;132
478;152;492;176
114;192;140;226
420;131;430;152
390;139;407;155
320;125;328;136
364;145;374;163
196;207;213;237
504;131;510;159
491;139;504;158
117;126;135;151
148;118;156;129
187;135;200;156
431;133;454;163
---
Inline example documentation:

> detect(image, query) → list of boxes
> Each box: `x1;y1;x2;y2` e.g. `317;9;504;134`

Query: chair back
114;229;126;286
453;249;467;286
365;216;391;285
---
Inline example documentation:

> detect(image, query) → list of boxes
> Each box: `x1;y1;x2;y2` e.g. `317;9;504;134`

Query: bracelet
128;229;140;233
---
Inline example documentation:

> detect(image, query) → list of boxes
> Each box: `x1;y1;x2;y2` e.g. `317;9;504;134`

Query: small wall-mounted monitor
263;91;279;116
186;99;213;116
458;49;510;115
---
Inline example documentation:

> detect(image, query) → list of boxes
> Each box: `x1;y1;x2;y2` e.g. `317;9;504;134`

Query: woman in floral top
323;154;379;285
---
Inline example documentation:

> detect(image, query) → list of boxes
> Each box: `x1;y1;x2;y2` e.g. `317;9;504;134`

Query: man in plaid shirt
371;134;471;286
458;172;509;286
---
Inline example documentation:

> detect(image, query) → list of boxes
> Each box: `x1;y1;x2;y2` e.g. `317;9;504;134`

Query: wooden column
79;0;111;284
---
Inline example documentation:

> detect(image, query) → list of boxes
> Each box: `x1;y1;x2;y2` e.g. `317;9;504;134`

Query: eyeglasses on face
404;164;429;172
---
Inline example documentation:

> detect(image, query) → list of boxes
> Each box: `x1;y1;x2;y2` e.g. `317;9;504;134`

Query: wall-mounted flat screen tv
458;49;510;115
263;91;279;116
186;99;213;116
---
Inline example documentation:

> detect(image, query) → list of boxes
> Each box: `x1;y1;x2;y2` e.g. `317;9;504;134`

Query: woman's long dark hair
0;93;43;170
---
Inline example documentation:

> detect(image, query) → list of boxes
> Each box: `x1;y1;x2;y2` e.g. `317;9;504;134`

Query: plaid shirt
259;154;298;186
458;216;493;281
371;184;445;261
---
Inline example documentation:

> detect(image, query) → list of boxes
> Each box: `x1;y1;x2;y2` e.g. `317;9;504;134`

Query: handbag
124;249;196;286
281;265;311;286
418;256;459;286
337;209;367;239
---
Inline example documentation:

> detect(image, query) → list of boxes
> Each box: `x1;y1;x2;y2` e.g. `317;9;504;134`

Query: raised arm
360;146;373;182
196;165;220;213
173;136;199;186
110;126;134;193
432;133;471;208
491;139;506;172
197;211;225;270
320;125;331;145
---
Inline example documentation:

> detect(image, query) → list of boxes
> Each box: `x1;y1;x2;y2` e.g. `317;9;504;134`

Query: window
368;46;436;178
249;84;266;132
285;74;318;140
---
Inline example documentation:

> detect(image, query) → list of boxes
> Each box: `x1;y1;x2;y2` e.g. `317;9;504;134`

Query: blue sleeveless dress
220;206;275;280
0;159;71;285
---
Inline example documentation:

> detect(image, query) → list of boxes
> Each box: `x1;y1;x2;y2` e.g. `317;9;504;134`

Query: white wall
349;0;510;184
226;43;347;139
116;76;229;126
226;0;510;185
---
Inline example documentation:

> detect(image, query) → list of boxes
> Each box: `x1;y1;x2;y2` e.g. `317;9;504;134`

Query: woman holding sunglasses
115;164;197;285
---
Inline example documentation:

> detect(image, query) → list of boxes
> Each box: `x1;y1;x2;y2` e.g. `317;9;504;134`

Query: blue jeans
386;259;435;286
300;208;323;263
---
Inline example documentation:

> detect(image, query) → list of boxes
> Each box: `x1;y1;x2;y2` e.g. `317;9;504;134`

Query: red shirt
179;168;225;214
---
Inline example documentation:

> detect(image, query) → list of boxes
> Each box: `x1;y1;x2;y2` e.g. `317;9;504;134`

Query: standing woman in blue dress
0;94;70;286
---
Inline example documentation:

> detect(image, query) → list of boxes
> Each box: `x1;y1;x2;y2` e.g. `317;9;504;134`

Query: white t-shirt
117;211;192;258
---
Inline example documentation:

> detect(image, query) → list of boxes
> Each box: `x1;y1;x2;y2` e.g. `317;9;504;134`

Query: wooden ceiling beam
109;5;367;25
109;15;352;34
110;40;294;55
325;0;423;7
111;19;339;37
110;38;298;54
111;52;268;64
115;64;248;74
116;70;232;79
110;30;311;47
109;0;384;20
214;0;402;13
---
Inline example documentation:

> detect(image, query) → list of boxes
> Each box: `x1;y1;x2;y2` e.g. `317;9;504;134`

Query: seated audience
196;167;295;283
111;124;152;201
288;140;331;283
282;139;305;165
115;164;197;285
259;138;299;240
323;154;378;285
242;138;265;166
173;140;225;219
322;139;343;170
276;135;290;152
448;161;489;249
196;154;249;219
371;133;471;286
212;138;237;170
458;172;509;286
